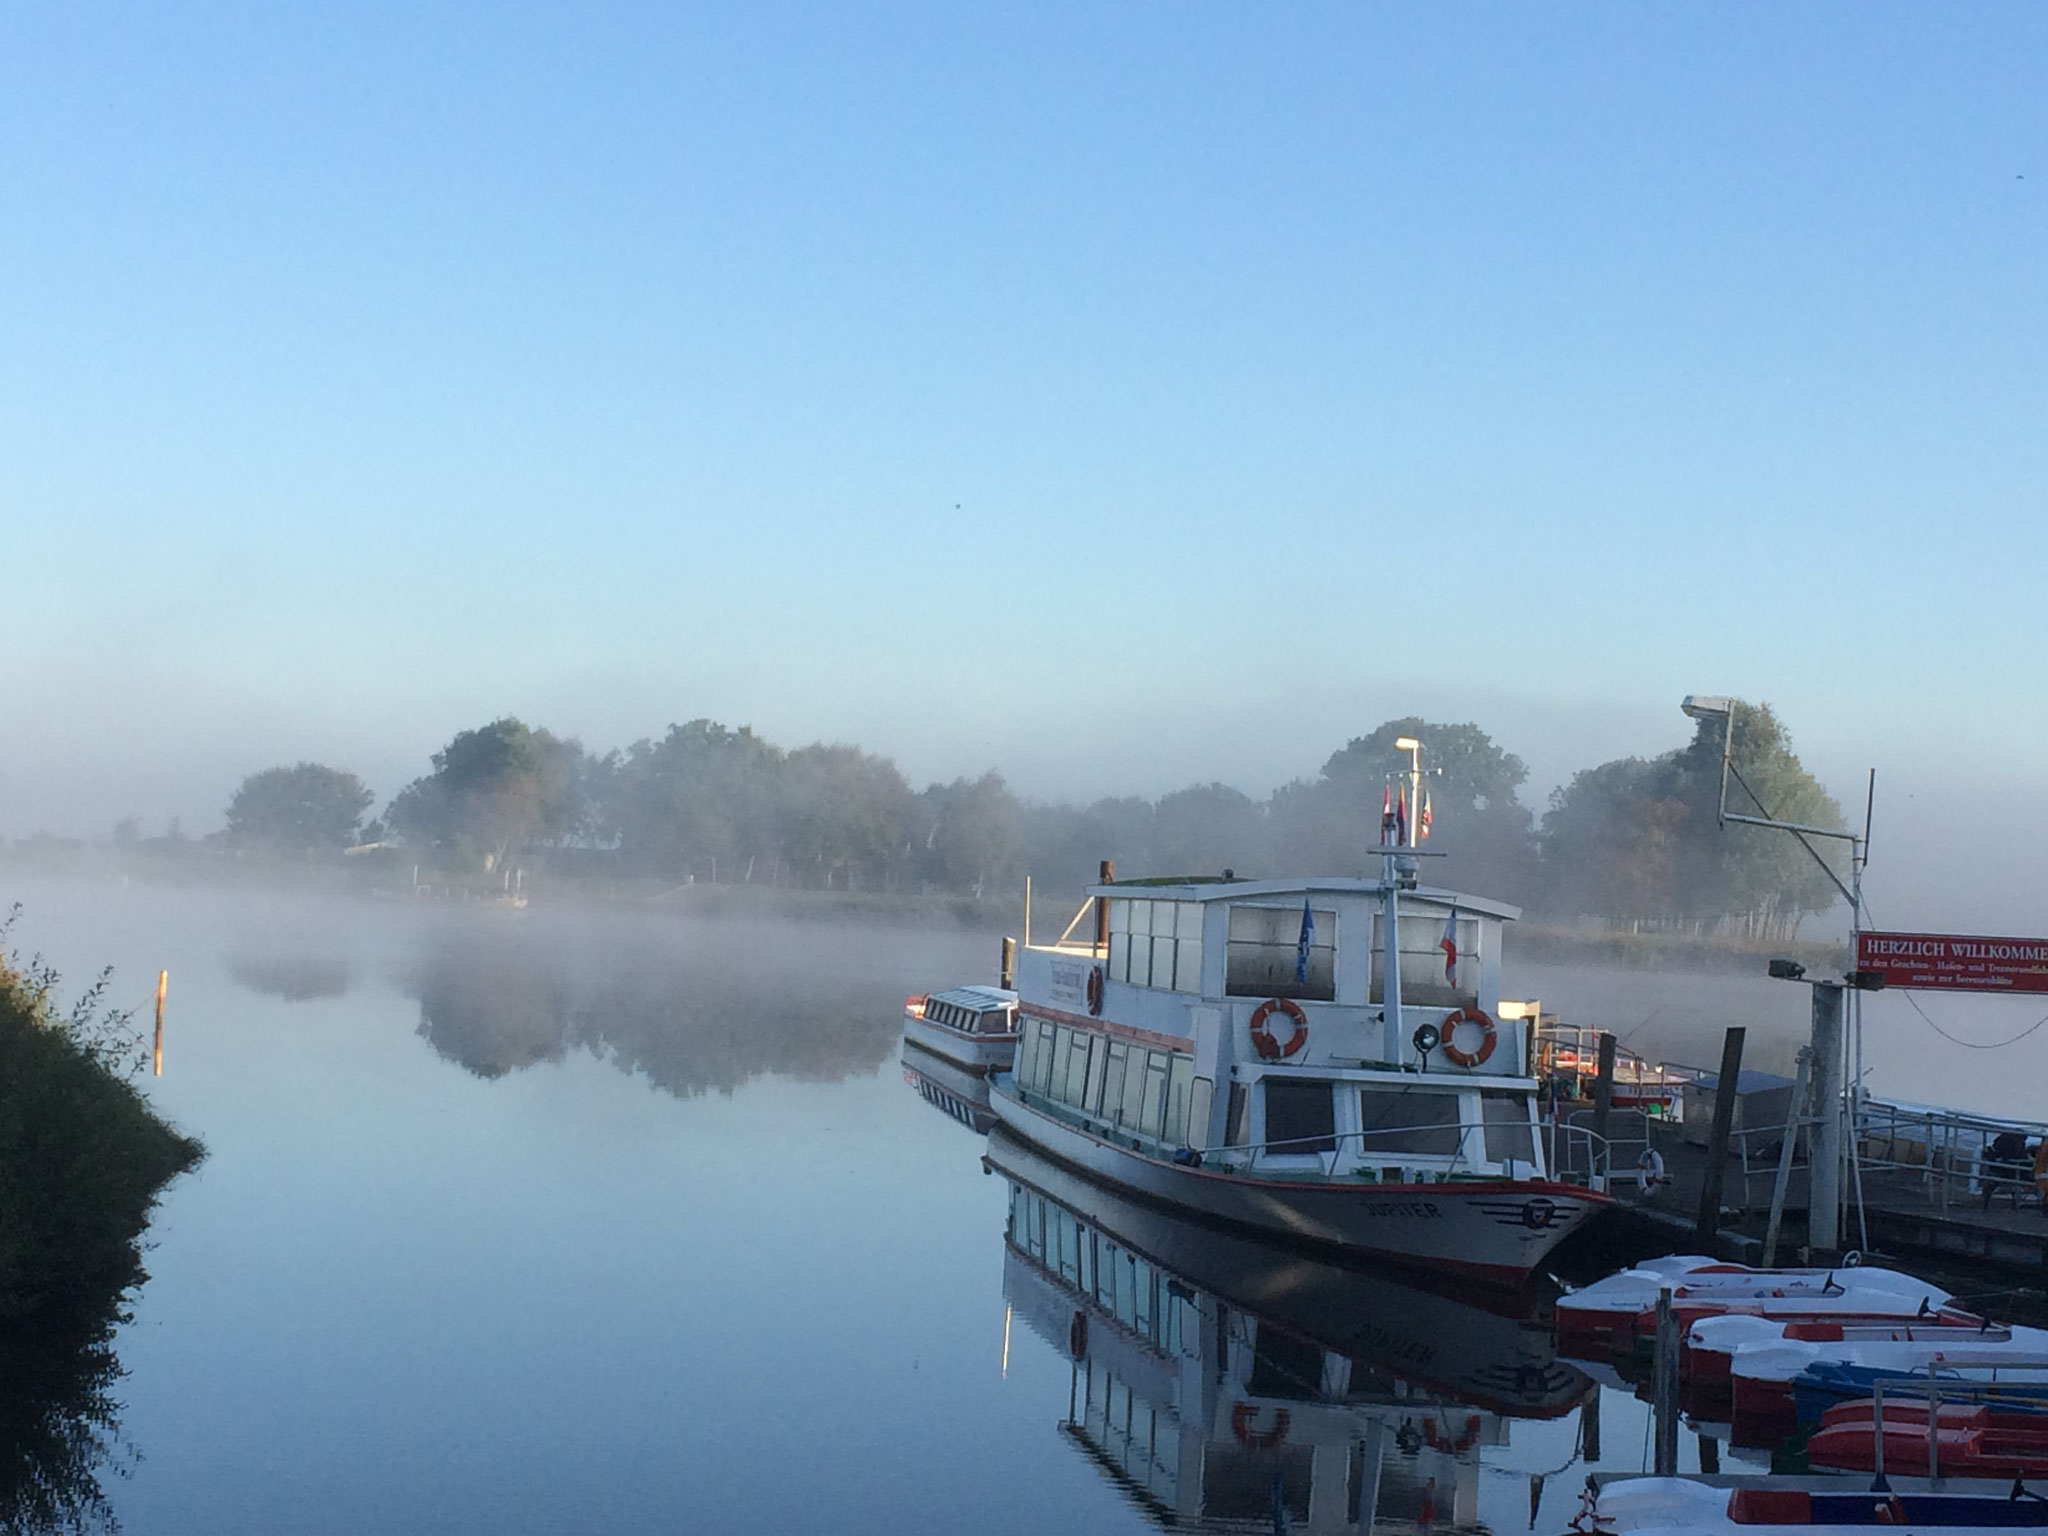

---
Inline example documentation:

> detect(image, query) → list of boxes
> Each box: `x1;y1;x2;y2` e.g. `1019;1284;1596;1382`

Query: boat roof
928;985;1018;1012
1085;875;1520;921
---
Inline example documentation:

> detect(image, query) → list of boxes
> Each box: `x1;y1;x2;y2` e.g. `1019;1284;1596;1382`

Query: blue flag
1294;899;1315;985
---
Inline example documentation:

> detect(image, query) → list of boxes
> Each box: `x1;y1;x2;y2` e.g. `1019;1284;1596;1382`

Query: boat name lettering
1045;959;1090;1010
1359;1199;1443;1219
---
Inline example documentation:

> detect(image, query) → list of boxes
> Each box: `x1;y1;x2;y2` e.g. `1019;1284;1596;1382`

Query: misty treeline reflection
200;700;1844;939
403;912;911;1093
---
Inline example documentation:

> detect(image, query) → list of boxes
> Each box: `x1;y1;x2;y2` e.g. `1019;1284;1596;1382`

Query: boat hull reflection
901;1044;997;1133
990;1128;1594;1533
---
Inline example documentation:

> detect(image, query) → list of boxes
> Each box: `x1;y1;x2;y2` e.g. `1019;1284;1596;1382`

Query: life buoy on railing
1231;1401;1291;1450
1636;1147;1669;1197
1085;964;1104;1018
1438;1006;1497;1068
1248;997;1309;1061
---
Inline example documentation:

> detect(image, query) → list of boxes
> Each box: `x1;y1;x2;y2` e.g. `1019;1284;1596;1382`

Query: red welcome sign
1856;931;2048;994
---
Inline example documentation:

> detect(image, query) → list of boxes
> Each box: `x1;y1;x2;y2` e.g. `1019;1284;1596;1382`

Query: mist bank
11;701;1856;941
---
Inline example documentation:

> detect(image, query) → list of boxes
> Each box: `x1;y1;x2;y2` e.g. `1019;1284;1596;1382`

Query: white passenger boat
988;811;1612;1284
901;984;1019;1075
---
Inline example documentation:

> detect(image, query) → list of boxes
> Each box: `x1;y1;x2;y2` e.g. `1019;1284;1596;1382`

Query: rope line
1903;990;2048;1051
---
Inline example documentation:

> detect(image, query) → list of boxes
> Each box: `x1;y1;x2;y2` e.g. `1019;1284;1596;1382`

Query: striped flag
1441;906;1459;984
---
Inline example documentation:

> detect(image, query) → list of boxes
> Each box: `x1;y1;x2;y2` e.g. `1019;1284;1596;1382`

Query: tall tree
1272;718;1538;898
1539;701;1844;936
778;743;915;890
601;720;783;880
225;763;374;854
914;772;1023;896
387;718;587;869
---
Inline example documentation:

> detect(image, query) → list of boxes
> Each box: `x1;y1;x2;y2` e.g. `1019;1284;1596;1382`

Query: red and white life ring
1248;997;1308;1061
1422;1414;1482;1455
1231;1401;1292;1449
1085;964;1104;1017
1438;1006;1497;1068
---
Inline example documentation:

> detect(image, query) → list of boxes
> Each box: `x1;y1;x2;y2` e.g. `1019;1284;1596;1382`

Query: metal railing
1852;1099;2048;1216
1868;1377;2048;1486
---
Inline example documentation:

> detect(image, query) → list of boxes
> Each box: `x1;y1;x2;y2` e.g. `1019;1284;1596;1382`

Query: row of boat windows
926;998;1010;1034
1103;897;1479;1008
1260;1081;1537;1163
1008;1185;1184;1357
1076;1365;1182;1513
1015;1019;1213;1150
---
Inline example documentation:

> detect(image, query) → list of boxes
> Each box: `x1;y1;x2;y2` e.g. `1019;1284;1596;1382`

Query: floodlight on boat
1680;695;1735;720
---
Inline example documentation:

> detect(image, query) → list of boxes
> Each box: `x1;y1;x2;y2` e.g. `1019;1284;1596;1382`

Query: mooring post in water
1590;1033;1617;1190
1809;982;1846;1254
1000;936;1016;990
1653;1287;1680;1476
1696;1026;1747;1244
1698;1434;1720;1474
1581;1392;1601;1463
153;969;168;1077
1762;1046;1813;1267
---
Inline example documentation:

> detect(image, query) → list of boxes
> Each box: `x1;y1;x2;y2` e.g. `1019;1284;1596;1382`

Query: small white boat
1557;1260;1955;1358
901;985;1019;1075
1579;1474;2048;1536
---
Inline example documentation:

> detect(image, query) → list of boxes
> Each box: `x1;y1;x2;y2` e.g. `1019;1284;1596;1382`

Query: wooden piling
1093;859;1114;954
1000;936;1016;990
1696;1027;1747;1244
1591;1033;1617;1189
152;969;167;1077
1653;1287;1680;1475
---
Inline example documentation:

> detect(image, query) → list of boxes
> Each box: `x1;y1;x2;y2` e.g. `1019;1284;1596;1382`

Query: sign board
1855;931;2048;994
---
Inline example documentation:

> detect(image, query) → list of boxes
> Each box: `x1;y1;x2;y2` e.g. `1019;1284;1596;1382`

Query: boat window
1120;1046;1151;1130
1166;1055;1197;1146
1140;1053;1170;1139
1264;1080;1338;1155
1482;1090;1536;1166
1188;1075;1214;1150
1368;906;1480;1008
1225;905;1334;1001
1084;1037;1110;1114
1100;1042;1128;1123
1357;1087;1463;1157
1106;898;1204;993
1042;1024;1070;1097
1225;1082;1249;1145
1064;1032;1095;1108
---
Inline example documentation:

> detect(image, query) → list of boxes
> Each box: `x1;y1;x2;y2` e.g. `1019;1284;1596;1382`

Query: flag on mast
1379;784;1396;845
1295;898;1315;985
1440;906;1459;984
1396;788;1409;846
1420;792;1433;842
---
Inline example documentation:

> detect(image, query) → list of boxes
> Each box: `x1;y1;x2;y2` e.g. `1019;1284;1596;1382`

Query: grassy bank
0;952;205;1317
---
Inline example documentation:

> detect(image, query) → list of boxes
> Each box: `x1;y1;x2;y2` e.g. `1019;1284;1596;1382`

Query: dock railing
1850;1099;2048;1216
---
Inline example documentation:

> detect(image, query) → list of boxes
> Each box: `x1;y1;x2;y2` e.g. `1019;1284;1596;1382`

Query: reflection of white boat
901;985;1019;1075
994;1130;1588;1532
993;838;1610;1282
987;1129;1592;1419
900;1044;997;1134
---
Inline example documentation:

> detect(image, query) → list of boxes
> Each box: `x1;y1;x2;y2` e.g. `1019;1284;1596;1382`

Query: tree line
216;702;1846;935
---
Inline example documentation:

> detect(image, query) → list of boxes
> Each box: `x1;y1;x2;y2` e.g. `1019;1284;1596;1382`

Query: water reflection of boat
990;1129;1593;1532
900;1044;997;1133
901;985;1019;1075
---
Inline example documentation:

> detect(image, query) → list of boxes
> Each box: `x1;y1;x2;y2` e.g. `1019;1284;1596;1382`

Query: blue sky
3;2;2044;904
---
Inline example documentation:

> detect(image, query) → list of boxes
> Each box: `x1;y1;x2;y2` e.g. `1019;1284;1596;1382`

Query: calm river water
5;877;1931;1534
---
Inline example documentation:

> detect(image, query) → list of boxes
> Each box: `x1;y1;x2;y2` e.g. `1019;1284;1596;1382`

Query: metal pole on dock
1652;1287;1680;1476
1763;1047;1814;1267
1696;1027;1746;1245
1591;1033;1617;1192
1810;983;1847;1254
